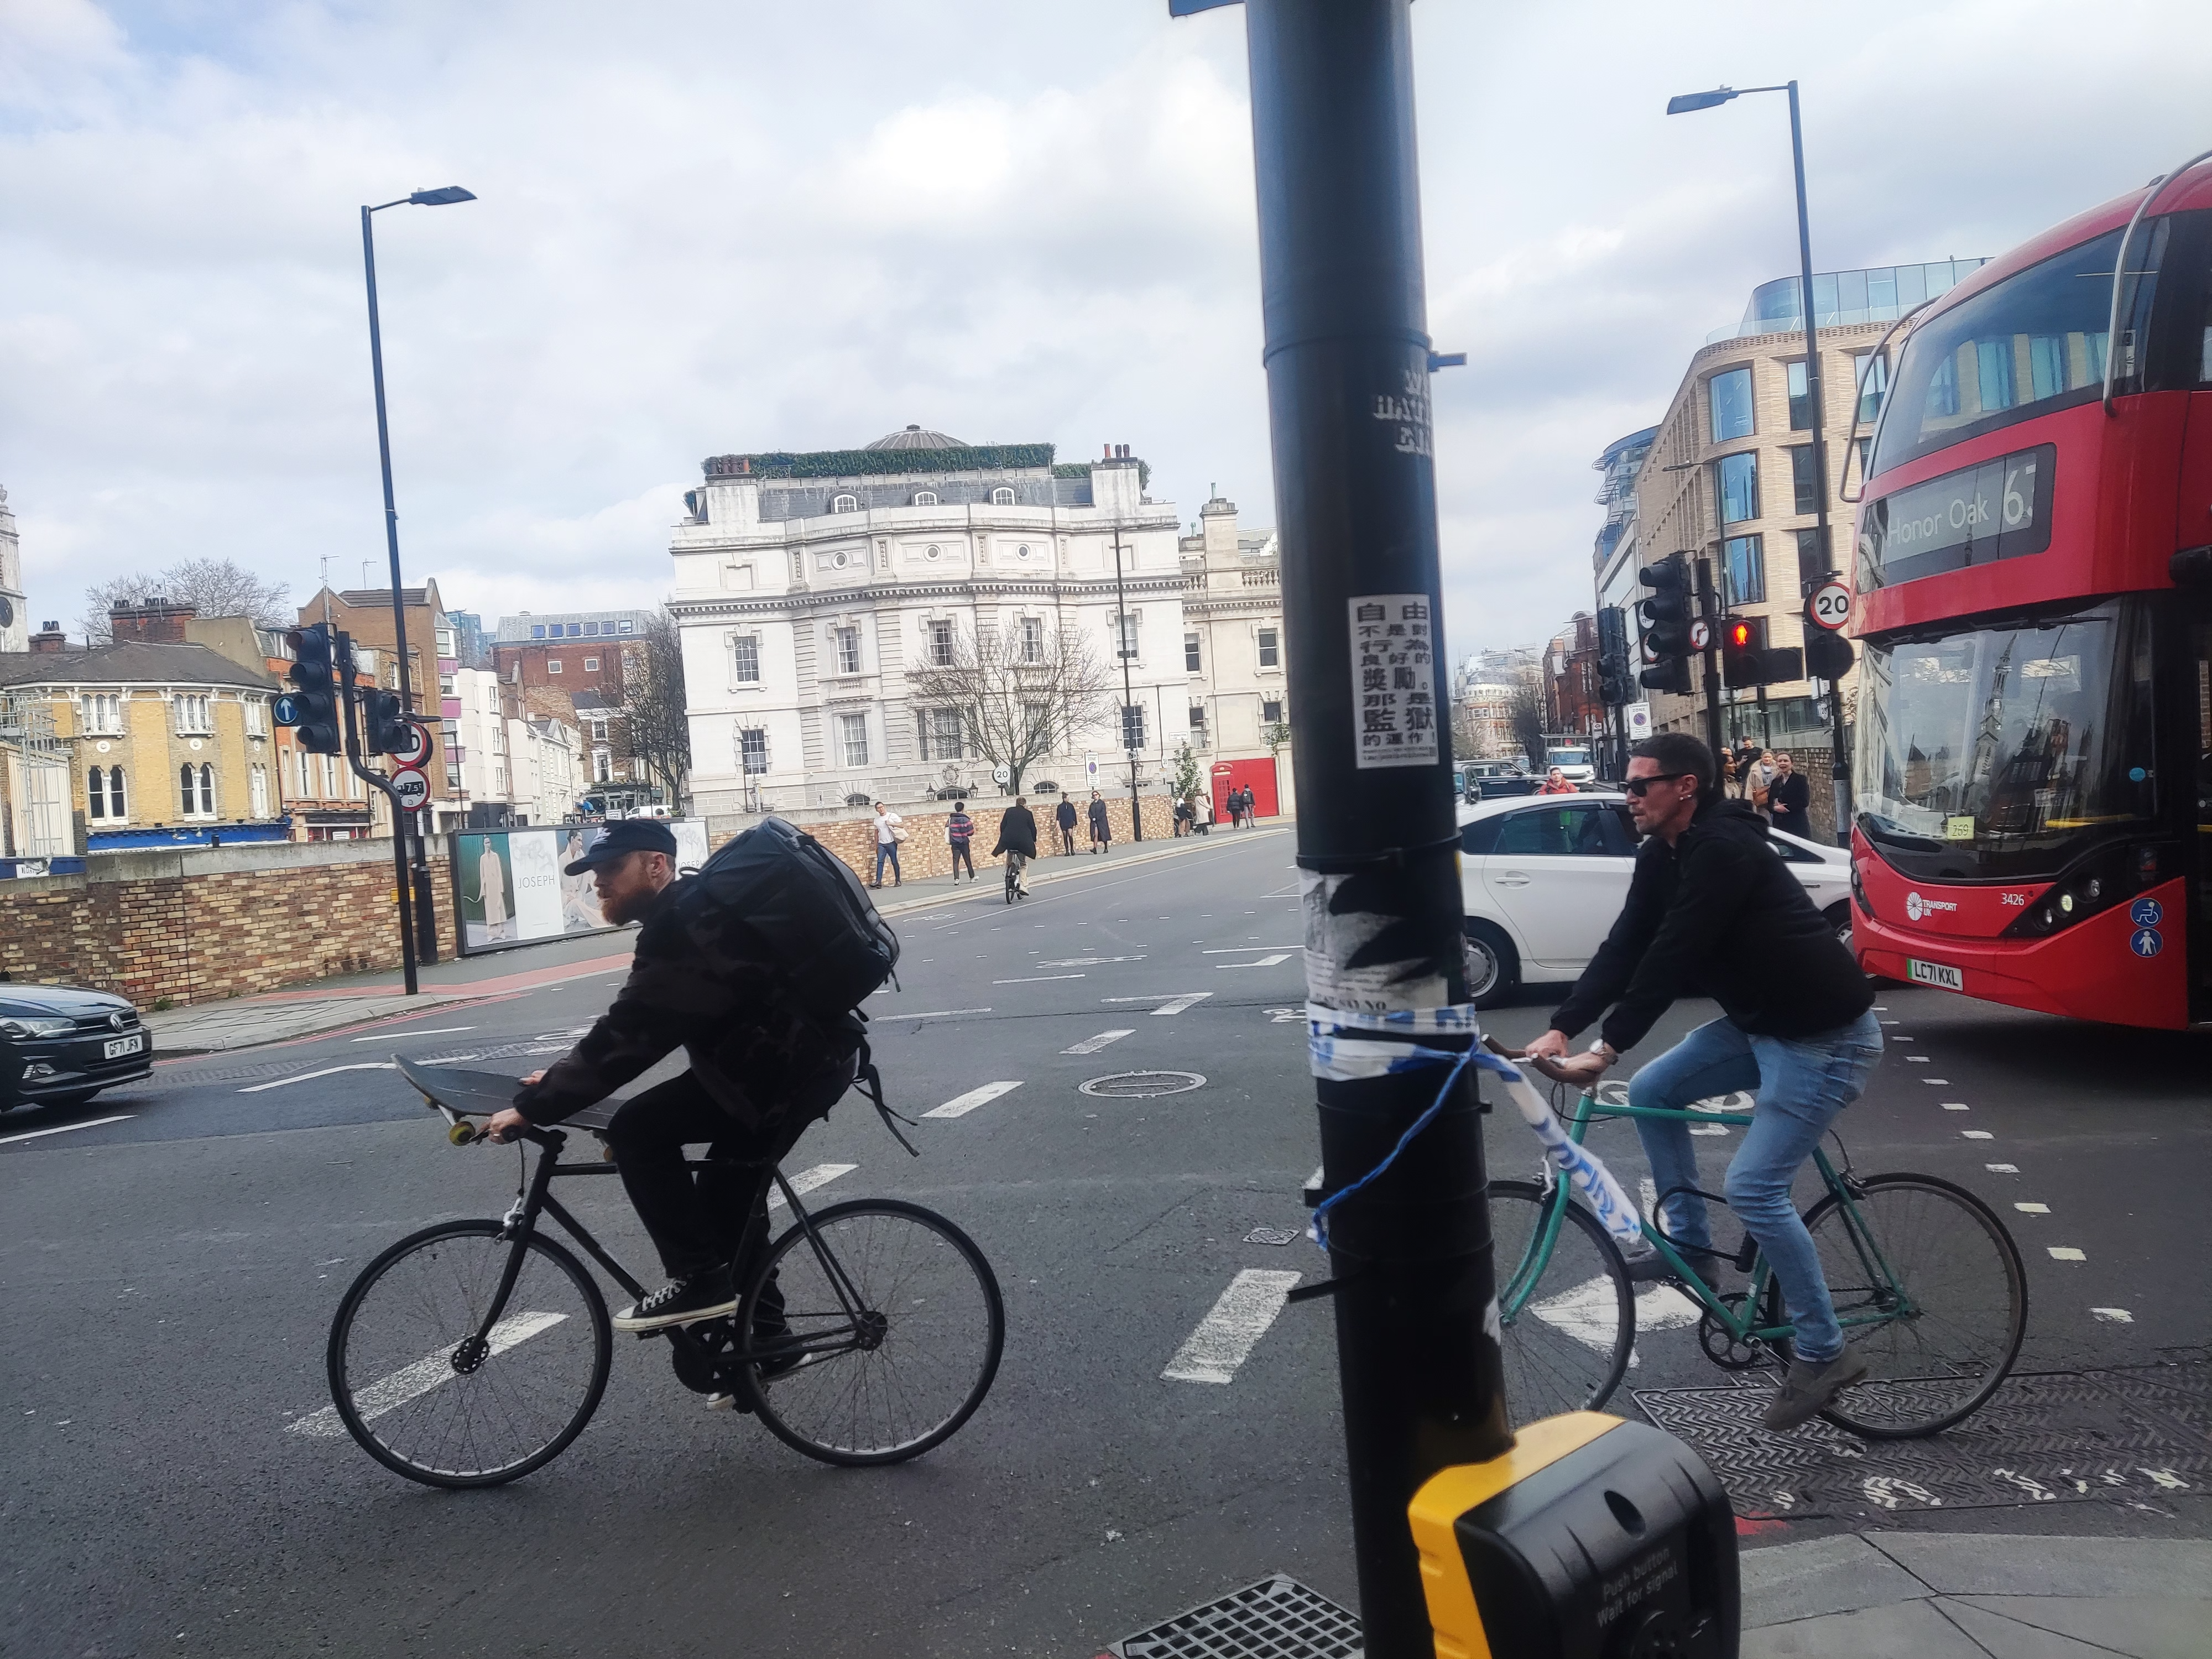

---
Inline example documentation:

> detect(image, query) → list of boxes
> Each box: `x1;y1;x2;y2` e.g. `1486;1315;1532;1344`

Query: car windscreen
1854;597;2157;879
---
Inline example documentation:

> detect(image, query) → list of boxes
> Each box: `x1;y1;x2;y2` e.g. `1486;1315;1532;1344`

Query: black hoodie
1548;795;1872;1053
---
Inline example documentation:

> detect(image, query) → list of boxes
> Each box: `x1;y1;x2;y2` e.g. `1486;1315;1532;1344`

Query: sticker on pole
1349;594;1438;769
389;766;431;812
1808;581;1852;631
388;719;433;767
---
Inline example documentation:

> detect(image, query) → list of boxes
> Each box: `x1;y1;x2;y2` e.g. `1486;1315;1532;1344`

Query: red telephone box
1210;758;1280;821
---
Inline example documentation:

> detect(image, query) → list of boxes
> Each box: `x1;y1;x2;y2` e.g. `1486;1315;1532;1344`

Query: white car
1457;792;1854;1006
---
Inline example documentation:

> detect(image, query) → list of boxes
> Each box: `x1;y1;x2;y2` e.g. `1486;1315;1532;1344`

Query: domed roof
865;424;967;451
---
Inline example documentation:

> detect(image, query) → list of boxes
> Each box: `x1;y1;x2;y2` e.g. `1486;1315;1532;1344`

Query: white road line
1096;991;1214;1016
287;1311;568;1437
768;1162;858;1211
2015;1202;2050;1214
1162;1269;1303;1384
239;1062;398;1094
1961;1130;1994;1140
885;1008;992;1020
1921;1078;1950;1085
1942;1102;1971;1111
1215;953;1292;969
1201;946;1301;954
0;1114;134;1147
924;1081;1025;1119
1038;957;1145;967
1985;1162;2018;1173
992;974;1086;984
351;1026;475;1042
1905;1055;1930;1062
1528;1276;1700;1352
1063;1030;1135;1055
2091;1308;2133;1323
2047;1246;2086;1261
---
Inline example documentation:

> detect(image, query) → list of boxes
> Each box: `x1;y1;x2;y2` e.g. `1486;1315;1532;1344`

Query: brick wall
0;840;452;1007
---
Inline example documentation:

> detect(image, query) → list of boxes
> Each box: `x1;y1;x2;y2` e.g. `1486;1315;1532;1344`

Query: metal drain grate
1244;1226;1301;1246
1110;1574;1360;1658
1080;1070;1207;1099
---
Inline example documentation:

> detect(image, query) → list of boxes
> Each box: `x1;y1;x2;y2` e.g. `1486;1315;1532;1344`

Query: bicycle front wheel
323;1220;612;1488
738;1199;1004;1466
1488;1178;1634;1425
1796;1173;2027;1439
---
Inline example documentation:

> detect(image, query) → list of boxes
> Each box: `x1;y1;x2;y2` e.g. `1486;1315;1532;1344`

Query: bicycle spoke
1485;1181;1632;1425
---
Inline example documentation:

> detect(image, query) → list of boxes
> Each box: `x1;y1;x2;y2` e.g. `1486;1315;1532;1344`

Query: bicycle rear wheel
738;1199;1004;1466
1487;1178;1634;1424
1794;1173;2026;1438
322;1220;612;1488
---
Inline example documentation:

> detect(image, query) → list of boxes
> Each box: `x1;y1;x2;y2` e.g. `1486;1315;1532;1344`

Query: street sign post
1688;617;1712;653
389;766;430;813
387;718;433;768
992;763;1011;787
1808;580;1851;631
1625;701;1652;742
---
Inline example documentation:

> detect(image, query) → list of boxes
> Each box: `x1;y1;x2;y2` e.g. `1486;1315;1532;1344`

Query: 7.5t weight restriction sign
389;766;431;813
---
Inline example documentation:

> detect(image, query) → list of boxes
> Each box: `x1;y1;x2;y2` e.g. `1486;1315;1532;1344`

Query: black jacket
1767;770;1812;837
1087;799;1110;833
992;805;1038;859
1549;796;1871;1053
1056;800;1079;830
514;879;861;1130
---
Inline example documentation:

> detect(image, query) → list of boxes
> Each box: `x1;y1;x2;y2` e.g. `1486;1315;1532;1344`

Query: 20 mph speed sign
389;766;431;812
1808;581;1852;631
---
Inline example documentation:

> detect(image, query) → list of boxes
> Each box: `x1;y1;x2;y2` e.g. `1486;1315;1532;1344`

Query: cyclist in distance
1521;731;1881;1430
479;820;862;1340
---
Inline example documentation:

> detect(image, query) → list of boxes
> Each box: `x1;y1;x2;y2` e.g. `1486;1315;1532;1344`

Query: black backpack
678;816;900;1020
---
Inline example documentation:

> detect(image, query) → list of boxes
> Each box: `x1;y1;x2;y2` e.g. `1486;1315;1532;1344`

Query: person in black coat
1766;751;1813;839
1055;795;1079;855
992;796;1039;896
1086;791;1112;853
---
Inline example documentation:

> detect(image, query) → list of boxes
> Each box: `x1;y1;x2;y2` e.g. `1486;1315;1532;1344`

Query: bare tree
624;607;693;809
1507;678;1548;768
81;557;292;643
905;619;1116;795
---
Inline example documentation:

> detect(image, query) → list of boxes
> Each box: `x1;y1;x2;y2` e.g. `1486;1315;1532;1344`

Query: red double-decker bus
1846;153;2212;1029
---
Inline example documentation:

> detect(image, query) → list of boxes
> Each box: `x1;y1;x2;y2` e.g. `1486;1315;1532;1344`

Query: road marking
1037;956;1145;967
768;1162;857;1211
992;974;1085;984
1102;992;1214;1016
2015;1202;2050;1214
239;1062;398;1093
2047;1246;2086;1261
287;1311;568;1437
1921;1078;1950;1085
1527;1276;1698;1352
888;1008;992;1020
0;1114;134;1147
1215;953;1292;969
1943;1102;1971;1111
351;1026;475;1042
1985;1163;2018;1173
2091;1308;2133;1323
1063;1030;1135;1055
924;1081;1024;1119
1689;1125;1729;1137
1162;1269;1303;1384
1961;1130;1994;1140
1201;946;1301;954
1905;1056;1930;1063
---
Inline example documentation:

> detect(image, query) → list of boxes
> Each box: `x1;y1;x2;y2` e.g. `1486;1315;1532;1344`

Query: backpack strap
849;1036;921;1158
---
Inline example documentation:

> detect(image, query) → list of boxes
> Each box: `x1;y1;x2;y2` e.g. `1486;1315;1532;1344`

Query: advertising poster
453;820;710;956
455;832;519;951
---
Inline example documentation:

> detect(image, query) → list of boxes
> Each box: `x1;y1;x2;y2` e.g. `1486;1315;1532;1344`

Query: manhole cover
1110;1574;1360;1658
1079;1070;1207;1099
1244;1226;1301;1247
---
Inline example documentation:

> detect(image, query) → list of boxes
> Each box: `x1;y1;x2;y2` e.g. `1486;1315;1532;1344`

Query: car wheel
1463;920;1521;1010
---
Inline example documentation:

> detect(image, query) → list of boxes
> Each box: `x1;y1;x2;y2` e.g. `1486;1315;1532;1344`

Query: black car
0;983;154;1111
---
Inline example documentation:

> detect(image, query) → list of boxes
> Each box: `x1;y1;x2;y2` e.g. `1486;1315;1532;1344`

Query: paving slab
1867;1532;2212;1599
144;993;479;1052
1739;1532;1931;1624
1743;1597;1989;1657
1953;1596;2211;1659
1939;1596;2146;1657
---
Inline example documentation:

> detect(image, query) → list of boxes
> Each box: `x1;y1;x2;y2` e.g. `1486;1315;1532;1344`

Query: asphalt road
5;825;2206;1657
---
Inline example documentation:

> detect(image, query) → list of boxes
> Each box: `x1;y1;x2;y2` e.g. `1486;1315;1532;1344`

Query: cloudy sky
4;0;2206;664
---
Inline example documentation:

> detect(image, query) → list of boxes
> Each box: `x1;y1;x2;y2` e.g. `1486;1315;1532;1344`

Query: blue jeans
1625;1011;1882;1363
874;841;900;884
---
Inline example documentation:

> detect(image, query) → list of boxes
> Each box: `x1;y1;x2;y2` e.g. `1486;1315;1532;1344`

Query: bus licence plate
1907;959;1963;992
103;1034;144;1059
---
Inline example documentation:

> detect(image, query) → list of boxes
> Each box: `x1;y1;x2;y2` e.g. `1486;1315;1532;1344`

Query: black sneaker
612;1268;737;1332
1622;1250;1686;1287
1763;1344;1870;1431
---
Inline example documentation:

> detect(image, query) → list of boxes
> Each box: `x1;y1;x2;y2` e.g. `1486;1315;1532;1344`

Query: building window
831;494;858;513
1020;617;1043;664
582;622;600;637
1184;632;1201;673
1256;627;1281;669
1716;451;1760;525
1721;534;1767;607
493;762;507;792
588;718;609;742
739;727;769;775
593;749;613;784
296;748;312;799
618;619;633;634
570;624;585;637
912;490;939;507
928;619;954;666
174;693;212;734
1854;351;1888;425
1262;698;1284;725
1794;527;1829;591
836;626;862;675
838;713;870;768
1120;704;1147;750
1114;612;1140;660
582;656;599;672
990;487;1015;505
1188;703;1209;744
1788;445;1820;515
108;766;127;818
1708;366;1755;442
180;762;214;816
547;659;562;674
249;764;269;818
88;767;108;818
244;697;267;737
82;692;122;734
1023;701;1050;745
731;634;761;683
439;675;456;696
919;708;963;761
1786;361;1812;431
531;624;546;639
436;629;457;655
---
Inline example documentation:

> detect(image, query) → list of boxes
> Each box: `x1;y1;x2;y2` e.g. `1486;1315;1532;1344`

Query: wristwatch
1588;1040;1618;1065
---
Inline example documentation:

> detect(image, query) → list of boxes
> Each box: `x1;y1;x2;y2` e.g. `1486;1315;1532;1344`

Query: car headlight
0;1016;77;1039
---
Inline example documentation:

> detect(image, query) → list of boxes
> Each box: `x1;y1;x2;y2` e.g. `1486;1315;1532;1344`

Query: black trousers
950;842;974;878
601;1068;837;1281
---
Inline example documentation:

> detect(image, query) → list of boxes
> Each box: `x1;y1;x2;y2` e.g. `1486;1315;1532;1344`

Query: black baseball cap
564;818;679;875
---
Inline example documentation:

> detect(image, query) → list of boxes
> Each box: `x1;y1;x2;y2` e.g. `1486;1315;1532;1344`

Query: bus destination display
1856;443;2054;589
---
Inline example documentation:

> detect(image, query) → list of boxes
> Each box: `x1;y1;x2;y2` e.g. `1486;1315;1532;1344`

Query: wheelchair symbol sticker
2129;927;2163;959
2129;898;2163;927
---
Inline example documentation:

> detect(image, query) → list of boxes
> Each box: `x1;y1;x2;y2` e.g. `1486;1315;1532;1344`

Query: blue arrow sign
272;693;301;727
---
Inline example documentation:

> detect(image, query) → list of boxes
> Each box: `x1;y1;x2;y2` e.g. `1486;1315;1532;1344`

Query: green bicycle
1489;1072;2028;1440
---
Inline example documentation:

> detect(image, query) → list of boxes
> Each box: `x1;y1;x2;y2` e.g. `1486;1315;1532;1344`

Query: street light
361;183;474;993
1666;81;1851;845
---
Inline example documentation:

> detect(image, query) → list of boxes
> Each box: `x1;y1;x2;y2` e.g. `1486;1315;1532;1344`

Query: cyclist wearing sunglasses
1521;731;1879;1431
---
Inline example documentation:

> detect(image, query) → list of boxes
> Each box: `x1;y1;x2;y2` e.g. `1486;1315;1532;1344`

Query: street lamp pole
1111;528;1144;840
359;186;474;990
1667;82;1851;843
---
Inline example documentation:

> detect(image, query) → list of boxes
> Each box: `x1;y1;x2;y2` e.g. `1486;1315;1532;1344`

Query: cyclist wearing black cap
481;819;862;1350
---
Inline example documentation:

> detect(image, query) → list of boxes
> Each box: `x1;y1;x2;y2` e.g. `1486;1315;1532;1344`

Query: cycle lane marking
769;1163;857;1211
924;1081;1024;1119
1162;1269;1303;1384
1063;1030;1135;1055
350;1027;475;1042
0;1114;134;1147
239;1062;397;1093
286;1311;568;1438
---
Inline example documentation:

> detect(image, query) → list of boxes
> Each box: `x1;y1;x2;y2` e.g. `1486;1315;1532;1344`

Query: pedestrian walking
1766;752;1813;840
1743;748;1776;819
870;801;905;888
1173;795;1194;836
992;795;1038;899
946;799;977;881
1233;785;1250;827
1197;790;1214;835
1087;790;1112;854
1055;795;1079;856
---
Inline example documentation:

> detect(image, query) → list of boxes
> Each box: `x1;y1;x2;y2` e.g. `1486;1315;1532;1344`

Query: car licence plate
1906;959;1964;992
103;1034;144;1059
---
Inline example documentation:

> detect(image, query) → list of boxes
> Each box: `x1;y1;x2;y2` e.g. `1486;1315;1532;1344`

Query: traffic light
281;623;341;754
362;689;409;756
1720;616;1807;688
1804;628;1855;684
1595;606;1633;705
1637;554;1694;695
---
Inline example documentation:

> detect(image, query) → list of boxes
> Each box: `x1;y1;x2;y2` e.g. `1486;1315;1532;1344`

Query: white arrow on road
1102;993;1212;1016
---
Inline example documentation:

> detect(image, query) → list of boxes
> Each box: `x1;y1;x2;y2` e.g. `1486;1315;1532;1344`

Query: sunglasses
1622;772;1693;797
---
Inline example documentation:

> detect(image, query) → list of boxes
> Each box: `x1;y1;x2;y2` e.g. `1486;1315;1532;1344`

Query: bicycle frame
1496;1087;1917;1351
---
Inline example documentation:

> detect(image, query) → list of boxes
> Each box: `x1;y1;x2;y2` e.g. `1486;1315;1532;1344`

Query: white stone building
669;429;1289;820
0;485;28;655
445;664;583;827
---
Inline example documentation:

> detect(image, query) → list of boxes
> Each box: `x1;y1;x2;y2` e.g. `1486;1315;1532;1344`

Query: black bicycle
323;1061;1005;1489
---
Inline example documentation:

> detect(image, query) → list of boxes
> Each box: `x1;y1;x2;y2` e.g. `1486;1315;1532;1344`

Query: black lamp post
1667;83;1851;843
361;185;474;992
